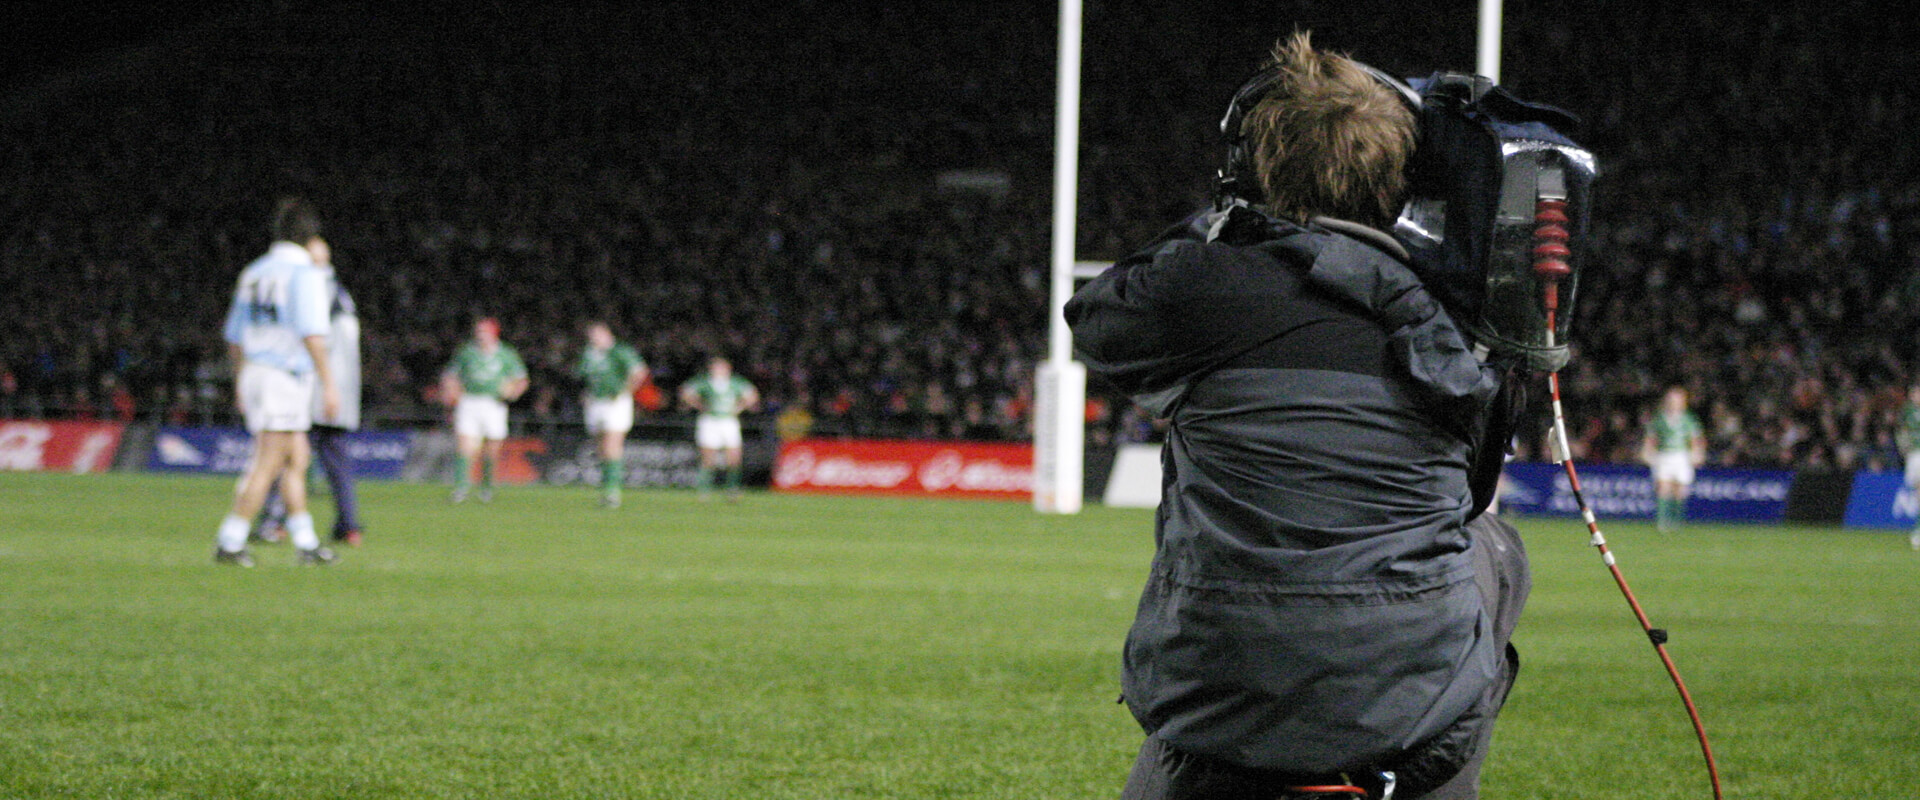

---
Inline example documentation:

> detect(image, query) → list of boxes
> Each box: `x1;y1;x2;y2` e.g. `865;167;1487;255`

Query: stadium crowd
3;0;1917;469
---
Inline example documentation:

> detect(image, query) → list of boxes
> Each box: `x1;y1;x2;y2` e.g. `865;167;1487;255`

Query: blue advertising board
1841;471;1913;529
1501;462;1792;524
147;426;412;479
148;427;255;474
339;431;414;480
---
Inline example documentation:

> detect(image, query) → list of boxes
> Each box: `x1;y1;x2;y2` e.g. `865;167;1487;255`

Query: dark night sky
0;0;1469;92
3;1;260;87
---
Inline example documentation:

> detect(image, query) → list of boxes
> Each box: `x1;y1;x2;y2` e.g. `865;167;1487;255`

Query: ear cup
1217;67;1283;204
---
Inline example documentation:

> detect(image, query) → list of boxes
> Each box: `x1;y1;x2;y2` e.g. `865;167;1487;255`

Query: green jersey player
1899;385;1920;550
1640;386;1706;532
679;356;759;501
576;322;648;508
441;317;529;503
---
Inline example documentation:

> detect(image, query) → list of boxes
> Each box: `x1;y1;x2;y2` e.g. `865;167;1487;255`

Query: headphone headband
1357;63;1423;112
1216;59;1422;207
1220;60;1423;143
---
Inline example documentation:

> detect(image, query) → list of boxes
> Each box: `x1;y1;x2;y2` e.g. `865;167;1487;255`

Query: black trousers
1121;514;1532;800
308;425;363;535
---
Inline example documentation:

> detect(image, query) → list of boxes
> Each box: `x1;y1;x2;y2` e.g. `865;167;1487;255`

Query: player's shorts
695;416;743;450
583;395;634;436
239;364;314;433
1905;452;1920;488
454;395;510;440
1651;451;1695;485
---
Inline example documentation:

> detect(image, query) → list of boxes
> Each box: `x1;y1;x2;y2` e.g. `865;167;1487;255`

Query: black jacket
1066;205;1508;776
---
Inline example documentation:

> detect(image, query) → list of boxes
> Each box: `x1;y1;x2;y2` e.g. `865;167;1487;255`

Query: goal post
1035;0;1085;514
1033;360;1085;513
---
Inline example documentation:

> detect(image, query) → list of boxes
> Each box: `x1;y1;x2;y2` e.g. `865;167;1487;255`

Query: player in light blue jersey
251;236;367;547
213;198;341;567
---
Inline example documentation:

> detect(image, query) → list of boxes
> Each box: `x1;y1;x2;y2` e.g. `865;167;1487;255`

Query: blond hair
1240;32;1415;228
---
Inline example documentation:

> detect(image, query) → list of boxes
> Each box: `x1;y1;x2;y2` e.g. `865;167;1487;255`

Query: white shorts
1905;452;1920;488
455;395;510;440
695;416;743;450
239;364;313;433
584;395;634;436
1651;451;1695;485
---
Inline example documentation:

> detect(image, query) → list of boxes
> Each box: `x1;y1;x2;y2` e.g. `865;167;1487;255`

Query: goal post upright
1479;0;1502;83
1035;0;1085;514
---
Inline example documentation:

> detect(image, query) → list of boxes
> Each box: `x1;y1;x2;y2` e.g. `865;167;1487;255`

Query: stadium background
5;0;1919;479
5;3;1920;798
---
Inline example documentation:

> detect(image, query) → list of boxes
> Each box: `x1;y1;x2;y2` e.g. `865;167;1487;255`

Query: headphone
1216;61;1425;207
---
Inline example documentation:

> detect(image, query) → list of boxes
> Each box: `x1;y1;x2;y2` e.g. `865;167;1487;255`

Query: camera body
1219;66;1597;372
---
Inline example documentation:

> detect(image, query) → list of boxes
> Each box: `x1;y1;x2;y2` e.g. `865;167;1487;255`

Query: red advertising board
0;420;126;474
773;439;1033;501
443;436;547;485
496;437;547;485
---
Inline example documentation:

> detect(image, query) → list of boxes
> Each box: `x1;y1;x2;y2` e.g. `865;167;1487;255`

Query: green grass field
2;471;1916;799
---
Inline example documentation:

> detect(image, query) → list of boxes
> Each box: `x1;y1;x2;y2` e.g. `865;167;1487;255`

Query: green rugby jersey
577;343;645;400
1899;403;1920;453
1647;411;1702;453
686;374;755;419
447;342;527;398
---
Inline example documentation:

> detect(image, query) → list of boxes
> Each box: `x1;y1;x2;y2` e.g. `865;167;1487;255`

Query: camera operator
1067;33;1531;800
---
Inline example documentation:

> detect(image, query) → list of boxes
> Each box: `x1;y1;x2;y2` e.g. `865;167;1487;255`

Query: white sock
217;515;250;552
286;512;320;551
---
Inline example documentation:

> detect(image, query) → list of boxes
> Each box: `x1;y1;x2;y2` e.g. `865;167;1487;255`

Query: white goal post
1034;0;1087;514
